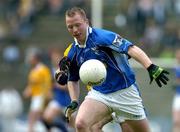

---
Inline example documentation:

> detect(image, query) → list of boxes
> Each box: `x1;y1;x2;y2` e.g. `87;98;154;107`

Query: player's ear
85;19;89;25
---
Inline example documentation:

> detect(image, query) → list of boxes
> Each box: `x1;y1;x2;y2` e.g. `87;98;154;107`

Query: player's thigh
125;119;150;132
92;114;113;130
120;122;134;132
43;101;61;121
98;114;113;127
76;98;110;126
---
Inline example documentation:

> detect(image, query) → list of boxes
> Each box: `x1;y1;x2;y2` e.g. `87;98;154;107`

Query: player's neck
78;40;85;45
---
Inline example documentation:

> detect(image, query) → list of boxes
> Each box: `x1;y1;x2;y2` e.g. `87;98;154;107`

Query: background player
42;48;74;132
23;48;52;132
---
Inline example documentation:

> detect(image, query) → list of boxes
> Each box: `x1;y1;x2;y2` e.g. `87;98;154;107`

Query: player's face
66;13;88;45
28;54;37;67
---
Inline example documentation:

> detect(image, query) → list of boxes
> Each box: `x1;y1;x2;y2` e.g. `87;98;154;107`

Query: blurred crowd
0;0;89;71
0;0;178;66
0;1;179;87
0;0;88;40
110;0;180;57
0;0;179;59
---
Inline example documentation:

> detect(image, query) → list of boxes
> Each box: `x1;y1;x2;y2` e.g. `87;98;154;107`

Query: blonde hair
65;7;87;21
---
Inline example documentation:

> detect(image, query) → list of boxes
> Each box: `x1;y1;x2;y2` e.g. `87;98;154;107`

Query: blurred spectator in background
152;0;167;25
2;43;20;68
2;0;20;25
2;0;37;39
47;0;64;15
127;0;167;39
172;49;180;132
16;0;36;38
135;0;153;35
172;0;180;16
42;48;73;132
142;20;162;44
140;19;163;55
160;22;179;52
0;23;8;41
23;47;52;132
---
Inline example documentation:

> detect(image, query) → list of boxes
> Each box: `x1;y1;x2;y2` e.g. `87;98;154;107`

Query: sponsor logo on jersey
113;35;123;47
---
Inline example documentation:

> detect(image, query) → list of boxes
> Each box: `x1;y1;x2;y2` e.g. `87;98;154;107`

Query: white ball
79;59;107;86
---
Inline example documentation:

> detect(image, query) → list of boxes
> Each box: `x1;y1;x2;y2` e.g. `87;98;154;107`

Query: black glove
55;69;68;85
59;56;71;72
65;101;78;122
55;57;71;85
147;64;169;87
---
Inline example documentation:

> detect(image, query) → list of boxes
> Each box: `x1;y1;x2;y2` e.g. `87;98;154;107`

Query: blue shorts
53;87;71;107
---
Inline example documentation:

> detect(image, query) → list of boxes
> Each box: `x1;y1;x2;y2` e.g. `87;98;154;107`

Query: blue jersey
64;27;136;94
175;66;180;94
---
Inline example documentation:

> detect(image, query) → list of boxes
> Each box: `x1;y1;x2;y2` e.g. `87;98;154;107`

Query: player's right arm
68;81;80;102
57;43;80;122
65;56;80;122
64;81;79;123
55;44;74;85
23;86;32;98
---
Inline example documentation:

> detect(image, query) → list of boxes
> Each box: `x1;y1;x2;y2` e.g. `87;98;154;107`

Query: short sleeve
107;35;134;54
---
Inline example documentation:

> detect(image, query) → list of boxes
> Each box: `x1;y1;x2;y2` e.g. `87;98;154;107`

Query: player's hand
55;57;70;85
23;87;32;98
59;56;71;72
147;64;169;87
65;101;78;123
55;69;68;85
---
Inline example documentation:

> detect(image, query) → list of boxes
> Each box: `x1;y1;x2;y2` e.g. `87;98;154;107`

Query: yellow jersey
28;63;52;97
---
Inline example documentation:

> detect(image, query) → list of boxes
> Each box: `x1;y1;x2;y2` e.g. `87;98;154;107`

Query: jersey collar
74;26;92;48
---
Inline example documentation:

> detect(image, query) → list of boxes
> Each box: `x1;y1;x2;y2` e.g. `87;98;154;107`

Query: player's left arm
98;31;170;87
128;45;152;68
128;45;169;87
